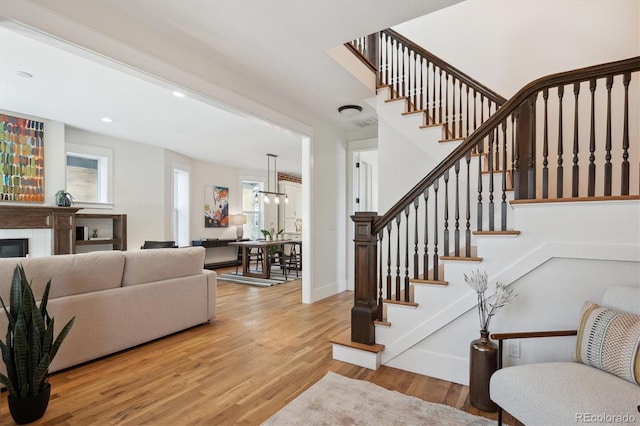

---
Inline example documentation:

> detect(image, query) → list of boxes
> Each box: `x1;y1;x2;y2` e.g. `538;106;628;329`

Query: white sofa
0;246;216;373
490;286;640;425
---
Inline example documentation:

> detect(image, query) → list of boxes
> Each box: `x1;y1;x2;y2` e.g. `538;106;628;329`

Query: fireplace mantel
0;205;81;255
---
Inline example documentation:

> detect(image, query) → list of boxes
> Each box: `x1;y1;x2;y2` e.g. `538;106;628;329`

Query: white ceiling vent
353;117;378;128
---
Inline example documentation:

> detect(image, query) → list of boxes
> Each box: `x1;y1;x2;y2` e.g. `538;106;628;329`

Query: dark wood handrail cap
491;330;578;340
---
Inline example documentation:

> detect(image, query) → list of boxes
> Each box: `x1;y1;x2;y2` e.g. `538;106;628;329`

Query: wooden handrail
382;29;507;106
373;56;640;234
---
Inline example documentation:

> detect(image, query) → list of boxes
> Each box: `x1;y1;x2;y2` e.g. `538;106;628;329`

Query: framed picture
204;185;229;227
0;114;45;202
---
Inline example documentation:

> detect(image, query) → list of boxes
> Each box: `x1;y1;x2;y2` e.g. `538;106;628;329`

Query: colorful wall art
204;185;229;227
0;114;45;202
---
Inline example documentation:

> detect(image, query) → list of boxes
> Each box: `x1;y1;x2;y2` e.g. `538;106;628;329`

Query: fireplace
0;238;29;258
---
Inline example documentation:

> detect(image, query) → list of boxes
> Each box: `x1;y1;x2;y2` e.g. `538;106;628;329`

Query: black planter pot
8;384;51;424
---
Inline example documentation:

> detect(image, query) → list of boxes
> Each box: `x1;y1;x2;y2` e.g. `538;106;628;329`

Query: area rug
217;269;299;287
262;372;495;425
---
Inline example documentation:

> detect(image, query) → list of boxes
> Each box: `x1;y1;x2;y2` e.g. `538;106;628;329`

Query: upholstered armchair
490;286;640;426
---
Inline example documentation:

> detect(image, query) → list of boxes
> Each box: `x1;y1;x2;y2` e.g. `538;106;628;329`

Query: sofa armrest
491;330;577;369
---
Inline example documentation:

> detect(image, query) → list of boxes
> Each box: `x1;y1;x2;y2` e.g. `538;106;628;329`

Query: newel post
351;212;379;345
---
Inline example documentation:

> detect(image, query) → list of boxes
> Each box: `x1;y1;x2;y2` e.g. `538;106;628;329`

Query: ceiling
0;0;461;175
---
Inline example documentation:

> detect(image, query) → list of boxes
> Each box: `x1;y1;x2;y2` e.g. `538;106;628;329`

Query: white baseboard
309;279;347;303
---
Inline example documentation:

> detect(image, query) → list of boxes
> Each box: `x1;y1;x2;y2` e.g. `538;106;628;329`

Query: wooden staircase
337;29;639;380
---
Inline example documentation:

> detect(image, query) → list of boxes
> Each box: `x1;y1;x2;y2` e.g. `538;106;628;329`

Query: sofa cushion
574;301;640;385
0;251;125;302
490;362;640;426
122;246;205;286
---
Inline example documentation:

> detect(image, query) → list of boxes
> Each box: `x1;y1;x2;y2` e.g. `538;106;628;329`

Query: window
242;181;263;240
173;166;190;247
65;143;112;205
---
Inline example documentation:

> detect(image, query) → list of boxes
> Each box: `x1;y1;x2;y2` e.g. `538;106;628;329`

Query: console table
192;238;248;269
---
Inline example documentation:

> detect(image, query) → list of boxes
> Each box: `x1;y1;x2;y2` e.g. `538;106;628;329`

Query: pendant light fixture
257;153;288;205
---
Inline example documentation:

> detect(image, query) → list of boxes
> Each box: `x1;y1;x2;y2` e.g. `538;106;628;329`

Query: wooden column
351;212;379;345
53;209;76;254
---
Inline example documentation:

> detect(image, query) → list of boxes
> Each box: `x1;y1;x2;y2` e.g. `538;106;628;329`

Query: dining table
228;239;295;279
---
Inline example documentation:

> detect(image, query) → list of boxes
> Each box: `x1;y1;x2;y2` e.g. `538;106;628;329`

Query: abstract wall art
0;114;45;202
204;185;229;227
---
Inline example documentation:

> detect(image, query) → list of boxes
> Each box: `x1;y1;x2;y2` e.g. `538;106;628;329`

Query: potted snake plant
0;265;75;424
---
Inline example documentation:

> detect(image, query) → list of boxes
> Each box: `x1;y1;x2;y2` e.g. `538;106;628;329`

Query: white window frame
172;162;191;248
65;142;113;208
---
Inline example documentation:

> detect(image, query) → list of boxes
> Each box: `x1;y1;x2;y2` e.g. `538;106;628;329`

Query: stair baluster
621;72;631;195
465;152;472;257
404;206;410;302
444;170;450;256
423;188;429;280
604;75;613;196
588;79;597;196
386;223;392;300
488;132;495;231
557;85;564;198
572;82;580;197
454;160;461;256
501;120;508;231
395;214;401;299
413;198;420;279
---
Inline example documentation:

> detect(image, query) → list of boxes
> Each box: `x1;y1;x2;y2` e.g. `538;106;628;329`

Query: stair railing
349;29;508;139
351;56;640;345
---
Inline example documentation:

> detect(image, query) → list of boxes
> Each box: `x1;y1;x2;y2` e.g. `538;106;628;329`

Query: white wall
65;127;165;250
306;123;348;303
394;0;640;98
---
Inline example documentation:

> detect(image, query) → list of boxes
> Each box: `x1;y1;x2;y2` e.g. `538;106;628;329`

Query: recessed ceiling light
100;117;114;123
172;91;186;98
16;71;33;78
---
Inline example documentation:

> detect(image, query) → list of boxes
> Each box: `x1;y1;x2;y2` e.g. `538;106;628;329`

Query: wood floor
0;270;518;425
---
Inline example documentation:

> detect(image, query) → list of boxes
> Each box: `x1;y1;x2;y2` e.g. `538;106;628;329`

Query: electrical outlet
508;340;520;358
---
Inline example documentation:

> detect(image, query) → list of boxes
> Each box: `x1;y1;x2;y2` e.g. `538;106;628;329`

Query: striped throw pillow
574;301;640;385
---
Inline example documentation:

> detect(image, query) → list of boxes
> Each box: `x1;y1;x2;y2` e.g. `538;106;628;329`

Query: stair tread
439;137;465;143
440;255;483;261
329;330;385;353
411;278;448;285
401;110;426;116
374;320;391;327
419;123;443;129
412;263;446;283
440;246;482;261
385;96;409;104
384;298;419;307
473;230;521;236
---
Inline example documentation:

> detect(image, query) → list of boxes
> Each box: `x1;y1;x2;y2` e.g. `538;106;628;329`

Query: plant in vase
465;269;517;334
54;190;74;207
260;229;284;265
464;269;517;412
0;265;75;424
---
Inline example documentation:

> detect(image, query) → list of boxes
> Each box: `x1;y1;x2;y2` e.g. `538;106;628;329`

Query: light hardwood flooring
0;270;518;425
